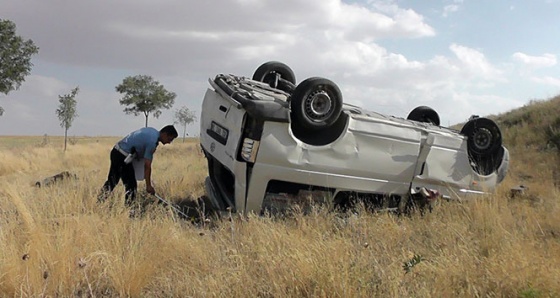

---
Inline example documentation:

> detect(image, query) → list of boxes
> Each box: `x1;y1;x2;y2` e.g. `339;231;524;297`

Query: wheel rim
305;90;332;122
473;128;493;151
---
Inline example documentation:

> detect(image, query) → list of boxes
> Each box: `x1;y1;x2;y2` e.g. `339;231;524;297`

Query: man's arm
144;158;155;195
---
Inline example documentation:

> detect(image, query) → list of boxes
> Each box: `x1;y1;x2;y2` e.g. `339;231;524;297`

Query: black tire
407;106;440;126
290;77;343;131
460;117;502;157
252;61;296;92
291;112;348;146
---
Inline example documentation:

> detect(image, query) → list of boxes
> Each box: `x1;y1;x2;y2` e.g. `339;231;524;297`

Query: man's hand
146;184;155;195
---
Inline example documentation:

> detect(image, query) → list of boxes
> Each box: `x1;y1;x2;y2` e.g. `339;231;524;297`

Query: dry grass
1;133;559;297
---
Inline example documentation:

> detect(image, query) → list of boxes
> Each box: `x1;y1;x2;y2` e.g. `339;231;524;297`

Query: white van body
200;72;509;215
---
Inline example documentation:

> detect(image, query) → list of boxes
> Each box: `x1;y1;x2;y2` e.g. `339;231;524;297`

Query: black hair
160;125;178;138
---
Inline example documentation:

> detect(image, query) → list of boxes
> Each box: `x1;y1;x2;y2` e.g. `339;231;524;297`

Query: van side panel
245;117;422;213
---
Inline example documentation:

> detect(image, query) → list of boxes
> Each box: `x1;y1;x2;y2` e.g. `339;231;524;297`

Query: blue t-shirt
117;127;159;160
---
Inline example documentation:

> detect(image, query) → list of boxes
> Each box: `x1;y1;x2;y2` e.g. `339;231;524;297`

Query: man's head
159;125;178;144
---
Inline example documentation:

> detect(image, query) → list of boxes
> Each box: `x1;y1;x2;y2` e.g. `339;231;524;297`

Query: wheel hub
305;90;332;121
473;128;492;150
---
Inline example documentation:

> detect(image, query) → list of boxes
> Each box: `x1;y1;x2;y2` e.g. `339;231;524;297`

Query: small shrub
402;254;424;274
518;286;541;298
545;117;560;151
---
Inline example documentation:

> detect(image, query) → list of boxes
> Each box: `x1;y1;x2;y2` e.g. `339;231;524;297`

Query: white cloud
449;44;504;81
443;5;459;17
4;0;436;75
531;76;560;87
512;52;557;68
365;1;435;38
442;0;463;17
0;0;548;136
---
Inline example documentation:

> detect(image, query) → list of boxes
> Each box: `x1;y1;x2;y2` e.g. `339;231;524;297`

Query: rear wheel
252;61;296;93
460;117;502;157
461;117;503;175
407;106;440;126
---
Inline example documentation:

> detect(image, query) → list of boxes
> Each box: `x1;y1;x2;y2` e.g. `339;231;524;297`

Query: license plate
207;121;228;145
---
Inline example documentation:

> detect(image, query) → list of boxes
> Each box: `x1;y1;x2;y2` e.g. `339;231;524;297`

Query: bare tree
174;106;197;142
56;87;79;151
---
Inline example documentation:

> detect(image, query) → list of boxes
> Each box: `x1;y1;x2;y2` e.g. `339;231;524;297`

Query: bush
545;117;560;151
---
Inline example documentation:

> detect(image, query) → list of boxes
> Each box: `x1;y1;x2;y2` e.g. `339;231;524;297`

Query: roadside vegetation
1;96;560;297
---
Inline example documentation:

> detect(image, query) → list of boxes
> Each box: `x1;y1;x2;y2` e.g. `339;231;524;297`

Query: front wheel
460;117;502;157
290;77;343;131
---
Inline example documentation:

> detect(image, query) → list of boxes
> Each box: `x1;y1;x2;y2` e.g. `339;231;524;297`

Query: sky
1;0;560;137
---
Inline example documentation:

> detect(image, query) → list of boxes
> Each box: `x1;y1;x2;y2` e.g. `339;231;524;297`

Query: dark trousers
99;148;137;205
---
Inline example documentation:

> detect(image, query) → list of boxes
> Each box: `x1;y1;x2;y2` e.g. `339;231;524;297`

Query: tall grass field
1;102;560;298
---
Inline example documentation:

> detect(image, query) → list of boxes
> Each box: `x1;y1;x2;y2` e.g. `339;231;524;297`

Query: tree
174;106;197;142
116;75;176;127
56;87;79;151
0;19;39;114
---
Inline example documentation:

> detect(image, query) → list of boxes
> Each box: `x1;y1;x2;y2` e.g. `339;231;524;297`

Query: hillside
494;95;560;191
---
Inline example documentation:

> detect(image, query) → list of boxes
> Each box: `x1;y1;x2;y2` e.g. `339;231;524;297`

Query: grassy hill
0;98;559;297
497;95;560;188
